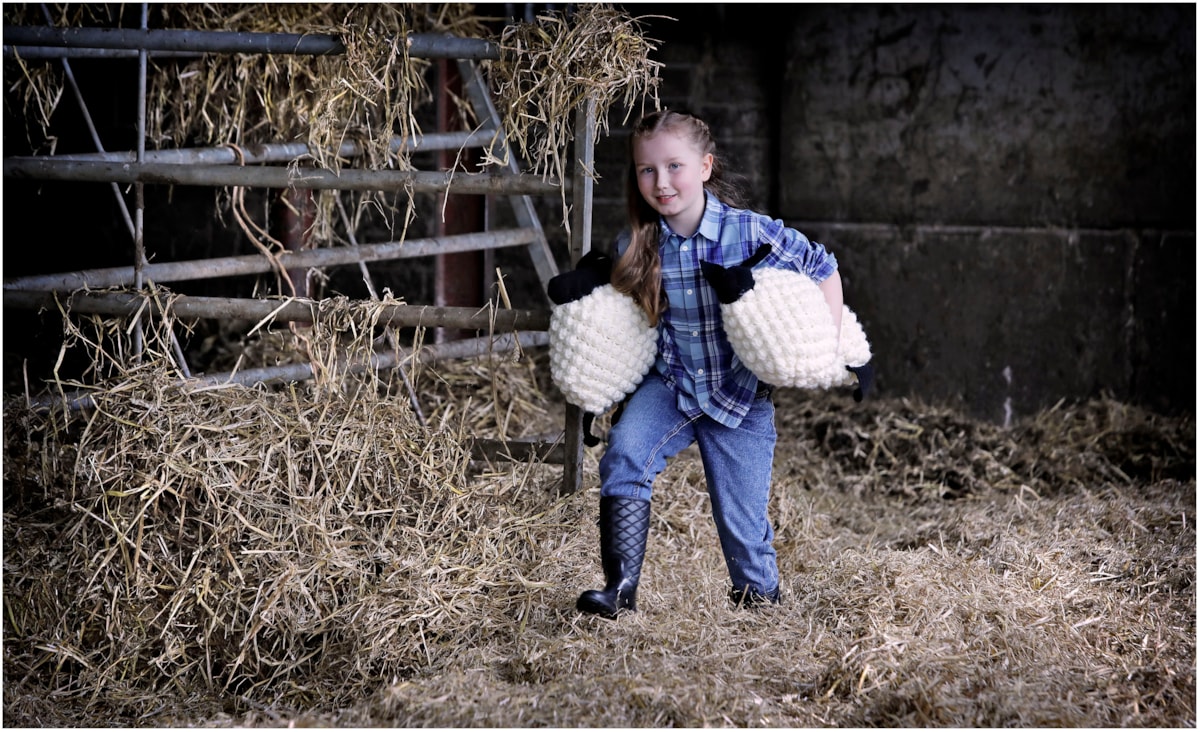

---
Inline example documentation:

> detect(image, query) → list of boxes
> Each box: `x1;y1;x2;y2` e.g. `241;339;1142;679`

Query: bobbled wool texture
548;284;658;414
721;267;872;389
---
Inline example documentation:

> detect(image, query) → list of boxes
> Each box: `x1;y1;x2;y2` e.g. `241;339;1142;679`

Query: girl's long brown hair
611;110;748;325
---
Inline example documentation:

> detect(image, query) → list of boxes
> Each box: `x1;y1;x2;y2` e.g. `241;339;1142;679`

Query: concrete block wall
583;3;1194;421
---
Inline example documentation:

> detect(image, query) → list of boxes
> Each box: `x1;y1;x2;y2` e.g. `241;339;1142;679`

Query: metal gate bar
14;130;505;165
4;158;563;194
4;229;543;292
3;26;500;60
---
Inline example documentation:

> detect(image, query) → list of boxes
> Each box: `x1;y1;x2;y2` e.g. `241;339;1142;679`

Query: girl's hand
818;270;844;335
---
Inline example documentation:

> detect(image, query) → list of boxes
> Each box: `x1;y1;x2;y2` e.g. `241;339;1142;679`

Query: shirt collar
696;191;724;241
660;191;724;242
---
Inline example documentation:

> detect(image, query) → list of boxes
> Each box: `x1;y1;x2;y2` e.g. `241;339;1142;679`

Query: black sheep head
547;250;615;305
699;243;773;305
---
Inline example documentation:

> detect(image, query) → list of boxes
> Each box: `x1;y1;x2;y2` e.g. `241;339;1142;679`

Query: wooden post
561;97;597;496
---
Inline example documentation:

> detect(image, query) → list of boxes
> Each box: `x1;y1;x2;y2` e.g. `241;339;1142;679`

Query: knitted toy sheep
701;244;875;401
547;250;658;444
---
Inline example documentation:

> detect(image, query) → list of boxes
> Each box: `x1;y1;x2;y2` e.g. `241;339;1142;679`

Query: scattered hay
772;389;1195;500
3;295;1193;727
0;5;1192;711
2;286;574;720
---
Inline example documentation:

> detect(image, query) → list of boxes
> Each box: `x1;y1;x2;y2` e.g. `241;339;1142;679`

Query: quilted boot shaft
576;496;651;619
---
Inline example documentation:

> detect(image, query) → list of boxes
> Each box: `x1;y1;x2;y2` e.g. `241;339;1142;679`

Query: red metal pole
272;186;315;297
434;57;485;341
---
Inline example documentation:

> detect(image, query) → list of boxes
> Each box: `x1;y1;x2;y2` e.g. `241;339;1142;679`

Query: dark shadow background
3;3;1195;422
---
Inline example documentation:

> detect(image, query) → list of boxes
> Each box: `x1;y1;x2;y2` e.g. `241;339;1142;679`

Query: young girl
575;109;844;619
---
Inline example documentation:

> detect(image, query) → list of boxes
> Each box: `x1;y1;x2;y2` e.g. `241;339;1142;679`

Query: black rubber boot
577;496;651;619
729;585;781;609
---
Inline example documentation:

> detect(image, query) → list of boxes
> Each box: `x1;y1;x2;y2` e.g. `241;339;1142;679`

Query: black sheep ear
701;259;756;305
577;250;614;278
741;243;773;268
547;251;614;304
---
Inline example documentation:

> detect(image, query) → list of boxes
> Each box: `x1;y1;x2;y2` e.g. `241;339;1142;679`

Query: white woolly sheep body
720;268;871;389
548;284;658;415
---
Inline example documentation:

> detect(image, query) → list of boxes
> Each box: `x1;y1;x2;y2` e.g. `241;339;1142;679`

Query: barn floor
3;352;1194;727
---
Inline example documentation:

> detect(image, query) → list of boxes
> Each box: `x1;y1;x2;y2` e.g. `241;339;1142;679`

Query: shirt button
692;330;699;337
681;245;689;251
686;289;693;295
697;368;705;375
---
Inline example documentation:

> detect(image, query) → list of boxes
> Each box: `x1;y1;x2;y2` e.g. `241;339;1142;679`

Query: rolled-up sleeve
759;216;838;282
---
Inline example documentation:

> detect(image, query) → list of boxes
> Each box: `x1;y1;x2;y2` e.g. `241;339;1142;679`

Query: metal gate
2;22;594;494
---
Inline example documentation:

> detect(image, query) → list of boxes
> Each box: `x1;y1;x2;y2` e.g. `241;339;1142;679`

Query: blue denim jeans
599;375;779;595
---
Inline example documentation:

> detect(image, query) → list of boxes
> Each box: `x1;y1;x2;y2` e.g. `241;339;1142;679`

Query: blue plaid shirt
617;192;839;428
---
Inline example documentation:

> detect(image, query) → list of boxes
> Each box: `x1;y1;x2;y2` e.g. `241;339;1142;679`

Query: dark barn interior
1;4;1195;728
4;4;1196;418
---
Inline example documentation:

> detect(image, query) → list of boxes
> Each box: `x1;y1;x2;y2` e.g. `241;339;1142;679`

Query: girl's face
632;129;713;237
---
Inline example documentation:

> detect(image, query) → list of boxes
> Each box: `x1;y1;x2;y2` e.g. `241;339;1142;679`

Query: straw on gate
4;3;663;247
485;4;664;181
